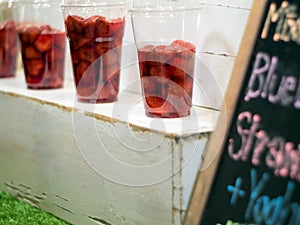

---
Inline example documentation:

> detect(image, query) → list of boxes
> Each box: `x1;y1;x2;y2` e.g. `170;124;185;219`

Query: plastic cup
130;1;201;118
61;1;127;103
0;0;18;78
11;0;66;89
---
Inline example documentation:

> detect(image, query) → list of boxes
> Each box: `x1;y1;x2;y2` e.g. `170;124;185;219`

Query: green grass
0;191;70;225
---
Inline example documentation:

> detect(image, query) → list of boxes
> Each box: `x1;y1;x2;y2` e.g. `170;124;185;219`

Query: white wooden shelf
0;74;218;225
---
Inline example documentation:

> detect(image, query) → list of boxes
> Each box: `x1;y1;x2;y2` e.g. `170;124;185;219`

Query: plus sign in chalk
227;177;246;205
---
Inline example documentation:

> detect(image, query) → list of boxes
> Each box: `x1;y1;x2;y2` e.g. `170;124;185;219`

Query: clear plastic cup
0;0;18;78
11;0;66;89
61;1;127;103
130;1;201;118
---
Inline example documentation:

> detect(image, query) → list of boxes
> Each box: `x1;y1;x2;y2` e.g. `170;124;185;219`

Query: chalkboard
185;0;300;224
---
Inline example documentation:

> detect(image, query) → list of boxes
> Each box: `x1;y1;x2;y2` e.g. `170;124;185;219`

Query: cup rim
60;2;127;8
129;3;202;13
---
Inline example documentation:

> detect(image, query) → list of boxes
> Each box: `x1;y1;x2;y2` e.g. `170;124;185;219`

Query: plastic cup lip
129;3;202;14
60;2;127;8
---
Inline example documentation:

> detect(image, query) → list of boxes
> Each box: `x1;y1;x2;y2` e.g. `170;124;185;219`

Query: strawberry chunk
171;40;196;52
78;45;98;63
18;26;41;44
53;32;66;49
141;77;157;95
24;59;45;76
95;16;111;38
145;96;166;109
34;34;53;52
149;65;171;82
25;45;42;59
47;45;65;62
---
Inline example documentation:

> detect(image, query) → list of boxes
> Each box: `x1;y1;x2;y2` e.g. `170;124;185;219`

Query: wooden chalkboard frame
184;0;268;224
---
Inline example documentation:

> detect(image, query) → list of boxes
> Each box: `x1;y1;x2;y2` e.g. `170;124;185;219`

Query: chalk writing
244;52;300;109
227;177;246;205
216;221;258;225
228;111;300;181
261;1;300;44
245;169;300;225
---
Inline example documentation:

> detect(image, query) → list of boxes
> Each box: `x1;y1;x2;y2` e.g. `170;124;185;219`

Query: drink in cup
130;2;201;118
0;1;18;78
138;40;195;118
11;0;66;89
61;2;126;103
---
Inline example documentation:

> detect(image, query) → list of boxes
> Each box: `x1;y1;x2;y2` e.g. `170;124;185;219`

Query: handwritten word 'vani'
246;169;299;225
244;52;300;109
228;111;300;181
261;1;300;44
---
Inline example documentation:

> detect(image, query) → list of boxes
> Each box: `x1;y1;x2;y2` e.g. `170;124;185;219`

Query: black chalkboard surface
185;0;300;224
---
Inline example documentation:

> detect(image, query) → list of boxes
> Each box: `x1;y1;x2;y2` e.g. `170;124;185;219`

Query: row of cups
0;0;201;118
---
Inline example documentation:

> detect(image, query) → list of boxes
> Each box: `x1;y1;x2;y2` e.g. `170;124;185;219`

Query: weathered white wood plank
0;75;216;225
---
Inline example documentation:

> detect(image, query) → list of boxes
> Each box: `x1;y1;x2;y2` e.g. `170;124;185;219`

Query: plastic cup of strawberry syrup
130;1;201;118
10;0;66;89
0;0;18;78
61;0;126;103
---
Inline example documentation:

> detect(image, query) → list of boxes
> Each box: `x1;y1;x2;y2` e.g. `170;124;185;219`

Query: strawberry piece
0;21;17;50
95;42;110;56
149;65;171;85
78;45;98;63
25;45;42;59
19;26;41;44
171;40;196;52
101;47;119;68
82;17;97;39
24;59;45;76
141;77;157;95
95;16;110;38
53;32;66;49
65;15;84;35
39;25;52;32
47;45;65;62
65;15;91;49
98;77;119;102
110;18;125;39
102;63;120;81
76;61;97;86
34;34;53;52
145;96;165;108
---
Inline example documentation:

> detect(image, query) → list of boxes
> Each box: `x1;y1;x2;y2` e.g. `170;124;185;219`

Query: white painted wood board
0;75;217;225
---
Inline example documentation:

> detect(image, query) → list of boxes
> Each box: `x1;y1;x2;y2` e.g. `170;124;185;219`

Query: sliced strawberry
78;45;98;63
76;61;97;86
149;65;171;83
83;17;97;39
19;26;41;44
34;34;53;52
110;18;125;39
71;50;80;65
65;15;84;35
95;16;110;38
171;40;196;52
101;47;119;68
47;45;65;62
141;77;157;95
95;42;110;56
24;59;45;76
53;32;66;49
102;63;120;81
39;25;52;32
145;96;165;108
25;45;42;59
